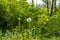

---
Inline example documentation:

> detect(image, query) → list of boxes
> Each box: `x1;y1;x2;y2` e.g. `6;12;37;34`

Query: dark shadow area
0;17;17;35
0;18;7;35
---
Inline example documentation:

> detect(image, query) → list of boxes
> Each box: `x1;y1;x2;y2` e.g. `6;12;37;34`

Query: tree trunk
47;0;49;14
54;0;56;13
50;0;54;17
32;0;34;7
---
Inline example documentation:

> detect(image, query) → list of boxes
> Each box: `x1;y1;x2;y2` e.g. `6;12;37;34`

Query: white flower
18;18;20;20
27;17;32;22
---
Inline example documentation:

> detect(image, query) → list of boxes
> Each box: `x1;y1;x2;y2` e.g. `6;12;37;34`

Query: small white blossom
27;17;32;22
18;18;20;20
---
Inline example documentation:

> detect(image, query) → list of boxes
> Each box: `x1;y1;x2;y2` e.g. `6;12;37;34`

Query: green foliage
0;0;60;40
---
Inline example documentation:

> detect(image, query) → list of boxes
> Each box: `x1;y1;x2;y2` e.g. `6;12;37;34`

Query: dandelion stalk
17;18;21;31
27;17;32;39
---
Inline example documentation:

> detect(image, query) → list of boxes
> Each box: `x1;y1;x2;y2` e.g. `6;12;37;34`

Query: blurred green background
0;0;60;40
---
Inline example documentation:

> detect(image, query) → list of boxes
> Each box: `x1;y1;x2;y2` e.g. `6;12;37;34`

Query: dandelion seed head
27;17;32;22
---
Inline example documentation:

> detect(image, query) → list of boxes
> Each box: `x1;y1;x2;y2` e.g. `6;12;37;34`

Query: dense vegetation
0;0;60;40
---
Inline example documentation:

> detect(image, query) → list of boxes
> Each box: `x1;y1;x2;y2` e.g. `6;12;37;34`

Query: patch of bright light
16;0;20;1
27;0;43;5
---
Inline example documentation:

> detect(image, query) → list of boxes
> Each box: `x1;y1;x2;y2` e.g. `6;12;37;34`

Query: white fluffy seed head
18;18;20;20
27;17;32;22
